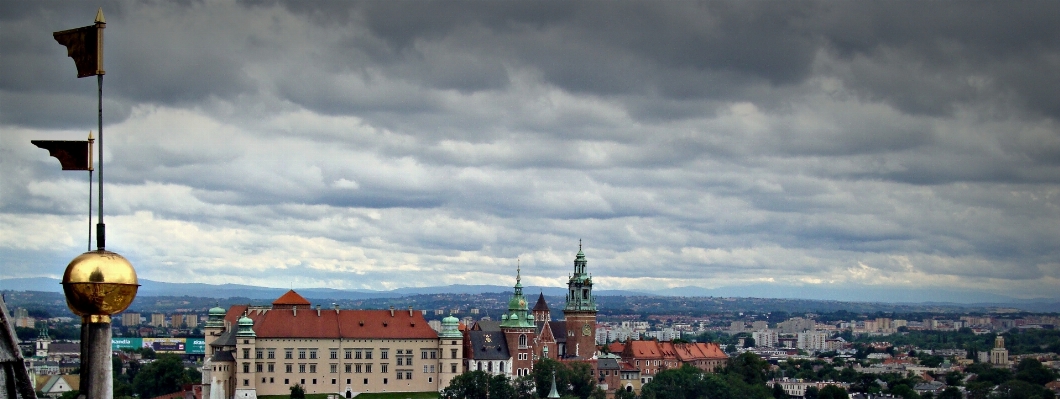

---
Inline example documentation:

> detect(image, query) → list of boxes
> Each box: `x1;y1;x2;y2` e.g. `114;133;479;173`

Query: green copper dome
501;262;535;328
439;314;462;338
236;314;256;337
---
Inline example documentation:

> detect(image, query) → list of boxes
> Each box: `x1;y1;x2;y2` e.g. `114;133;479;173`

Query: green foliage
994;380;1056;399
805;386;820;399
818;385;849;399
58;390;80;399
773;383;790;399
528;358;602;399
939;387;962;399
132;354;193;399
721;352;771;386
1015;358;1058;386
441;371;517;399
290;383;306;399
641;364;771;399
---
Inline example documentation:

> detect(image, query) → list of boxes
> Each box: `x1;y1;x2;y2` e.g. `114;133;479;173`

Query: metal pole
96;74;105;250
88;170;93;251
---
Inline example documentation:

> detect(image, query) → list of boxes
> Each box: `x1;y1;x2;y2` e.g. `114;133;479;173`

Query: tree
938;387;962;399
805;386;820;399
529;358;603;399
819;385;849;399
773;383;790;399
1015;358;1057;386
722;352;771;386
744;337;757;348
290;383;306;399
132;354;192;399
442;371;493;399
994;380;1056;399
58;391;80;399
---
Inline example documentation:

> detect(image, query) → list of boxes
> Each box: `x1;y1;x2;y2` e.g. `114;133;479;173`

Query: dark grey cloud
3;1;1059;300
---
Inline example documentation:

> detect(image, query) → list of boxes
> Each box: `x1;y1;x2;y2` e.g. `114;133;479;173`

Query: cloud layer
2;1;1058;300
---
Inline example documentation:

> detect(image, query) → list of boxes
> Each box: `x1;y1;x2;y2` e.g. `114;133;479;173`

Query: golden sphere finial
61;250;139;319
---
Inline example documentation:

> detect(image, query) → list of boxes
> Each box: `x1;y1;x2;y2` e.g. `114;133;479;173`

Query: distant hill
3;277;1057;312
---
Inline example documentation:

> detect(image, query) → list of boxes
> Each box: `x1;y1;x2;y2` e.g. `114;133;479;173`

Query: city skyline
1;2;1058;301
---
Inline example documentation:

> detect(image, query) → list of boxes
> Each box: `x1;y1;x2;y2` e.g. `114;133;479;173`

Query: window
262;377;266;383
355;364;362;373
347;379;351;384
363;378;368;385
299;349;306;359
312;379;317;385
380;349;389;359
423;365;429;373
243;363;250;373
285;379;289;385
345;350;352;359
365;350;372;359
256;349;263;359
431;351;437;359
331;364;337;373
270;377;274;383
243;349;250;359
519;334;527;347
451;363;457;373
345;364;352;373
299;364;306;373
381;364;388;373
396;357;403;366
285;349;293;359
268;364;274;373
243;379;249;386
354;350;362;359
330;349;338;359
422;351;428;359
332;379;336;385
397;372;403;380
256;363;262;372
406;371;413;379
365;364;372;373
286;364;293;373
301;379;305;384
268;349;275;359
383;378;388;385
310;364;317;373
309;350;317;359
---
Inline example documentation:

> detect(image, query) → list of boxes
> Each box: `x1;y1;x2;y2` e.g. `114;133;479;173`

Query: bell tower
563;241;597;359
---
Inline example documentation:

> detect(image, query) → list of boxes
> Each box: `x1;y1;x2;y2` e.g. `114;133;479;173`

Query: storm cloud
1;1;1058;300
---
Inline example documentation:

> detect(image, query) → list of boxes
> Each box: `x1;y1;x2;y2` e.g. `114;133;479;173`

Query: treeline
851;328;1060;355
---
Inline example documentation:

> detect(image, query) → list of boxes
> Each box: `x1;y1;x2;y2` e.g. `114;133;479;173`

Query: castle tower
203;304;225;357
438;314;464;390
563;241;597;359
234;314;258;399
533;292;551;323
501;262;537;376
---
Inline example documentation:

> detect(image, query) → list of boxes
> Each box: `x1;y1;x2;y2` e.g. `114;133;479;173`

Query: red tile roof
272;290;311;308
227;306;438;339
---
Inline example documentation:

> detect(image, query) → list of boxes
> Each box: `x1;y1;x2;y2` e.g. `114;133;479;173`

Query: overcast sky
2;1;1058;301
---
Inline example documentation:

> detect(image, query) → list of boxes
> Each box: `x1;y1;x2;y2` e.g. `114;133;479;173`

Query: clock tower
563;241;597;359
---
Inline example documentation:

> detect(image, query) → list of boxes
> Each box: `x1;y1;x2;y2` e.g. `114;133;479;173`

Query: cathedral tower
501;262;536;376
563;241;597;359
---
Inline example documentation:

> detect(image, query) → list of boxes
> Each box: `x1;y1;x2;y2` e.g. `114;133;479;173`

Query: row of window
243;377;435;387
241;348;443;360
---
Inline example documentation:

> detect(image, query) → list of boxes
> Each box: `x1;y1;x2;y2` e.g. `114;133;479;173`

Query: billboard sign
112;337;142;351
143;337;186;353
186;338;206;354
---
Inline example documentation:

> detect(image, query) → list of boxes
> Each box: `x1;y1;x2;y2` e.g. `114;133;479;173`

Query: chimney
408;306;413;317
293;306;297;317
333;303;339;314
316;305;321;317
390;306;395;317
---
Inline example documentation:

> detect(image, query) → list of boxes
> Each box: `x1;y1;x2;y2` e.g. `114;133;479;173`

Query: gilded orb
61;250;139;319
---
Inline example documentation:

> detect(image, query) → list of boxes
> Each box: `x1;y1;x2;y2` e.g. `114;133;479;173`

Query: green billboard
111;337;142;351
186;338;206;354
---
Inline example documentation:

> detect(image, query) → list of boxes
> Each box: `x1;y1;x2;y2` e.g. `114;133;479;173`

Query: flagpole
97;74;104;250
88;132;94;252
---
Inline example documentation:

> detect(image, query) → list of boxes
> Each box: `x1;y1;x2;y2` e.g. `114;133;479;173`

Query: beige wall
239;338;446;396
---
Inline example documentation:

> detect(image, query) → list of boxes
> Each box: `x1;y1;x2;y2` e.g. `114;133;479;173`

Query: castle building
465;243;601;383
202;290;461;399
